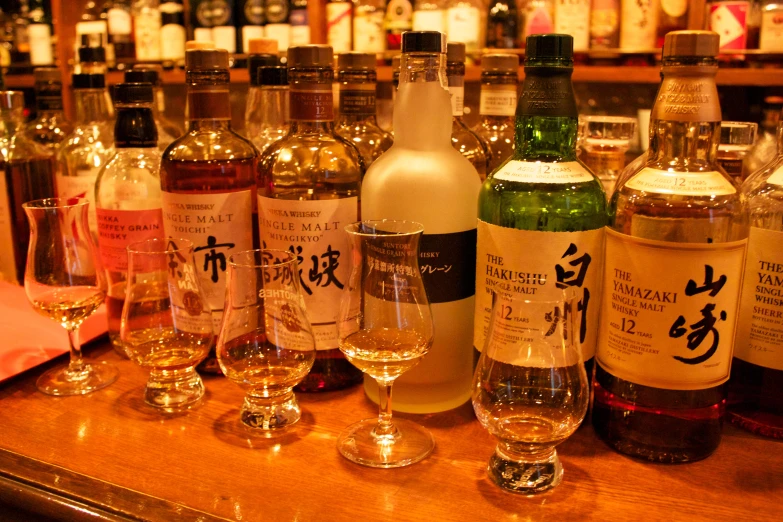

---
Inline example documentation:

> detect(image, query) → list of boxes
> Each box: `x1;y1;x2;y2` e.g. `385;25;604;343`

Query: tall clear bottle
124;67;182;149
245;66;289;154
257;45;364;392
446;42;489;179
593;31;749;462
335;52;393;168
362;31;481;413
26;67;73;151
95;82;164;356
160;48;258;374
475;34;605;373
474;53;518;172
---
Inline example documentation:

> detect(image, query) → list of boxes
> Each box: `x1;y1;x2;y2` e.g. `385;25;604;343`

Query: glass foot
488;447;563;494
145;367;204;412
36;361;118;396
241;391;301;431
337;417;434;468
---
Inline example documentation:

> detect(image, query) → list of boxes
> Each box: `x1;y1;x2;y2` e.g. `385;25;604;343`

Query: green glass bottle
475;34;606;372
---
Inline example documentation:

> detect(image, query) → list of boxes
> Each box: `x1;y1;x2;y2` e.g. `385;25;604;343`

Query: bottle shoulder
162;129;258;162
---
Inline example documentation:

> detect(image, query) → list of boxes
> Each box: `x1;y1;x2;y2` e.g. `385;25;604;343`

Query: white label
28;24;53;65
734;227;783;371
479;88;517;117
161;24;186;60
626;168;737;196
554;0;590;51
57;170;99;233
353;12;385;52
662;0;688;17
449;85;464;117
76;20;108;36
194;27;213;43
413;9;446;33
134;11;162;61
290;25;311;46
494;161;596;184
769;165;783;186
597;228;747;390
761;10;783;52
242;26;265;53
161;190;254;331
0;171;17;282
212;26;237;53
265;23;291;51
619;0;658;49
327;4;353;53
446;6;480;48
475;222;604;359
108;8;132;35
258;196;358;350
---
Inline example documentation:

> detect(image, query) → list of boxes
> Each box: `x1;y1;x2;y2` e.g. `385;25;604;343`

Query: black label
419;229;477;304
339;90;376;115
265;0;289;23
518;70;577;118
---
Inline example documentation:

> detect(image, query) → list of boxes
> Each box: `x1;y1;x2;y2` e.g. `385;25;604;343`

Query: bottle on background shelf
746;97;782;174
708;0;761;52
412;0;447;33
210;0;237;53
656;0;689;47
0;90;56;284
264;0;291;50
760;0;783;51
474;53;518;172
521;0;555;40
486;0;518;49
26;67;73;151
289;0;311;45
124;66;182;149
257;45;364;392
190;0;214;43
237;0;265;54
384;0;413;50
446;0;482;52
619;0;658;50
579;115;637;198
594;31;749;463
717;122;757;184
353;0;386;53
446;42;489;179
160;48;258;374
94;82;164;356
362;31;481;413
76;37;110;74
590;0;620;49
106;0;136;62
326;0;352;53
132;0;162;61
160;0;186;63
245;65;289;154
27;0;53;65
77;0;109;47
554;0;591;52
10;0;31;67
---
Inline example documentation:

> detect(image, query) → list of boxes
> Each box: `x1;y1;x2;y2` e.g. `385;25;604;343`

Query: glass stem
66;327;86;375
375;381;395;436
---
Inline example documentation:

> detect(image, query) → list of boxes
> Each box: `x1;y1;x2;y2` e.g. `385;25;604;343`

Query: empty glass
580;115;637;199
717;121;758;183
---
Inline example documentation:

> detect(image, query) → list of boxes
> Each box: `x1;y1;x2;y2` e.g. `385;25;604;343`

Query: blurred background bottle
717;121;758;184
26;67;72;150
353;0;385;52
486;0;518;48
326;0;351;52
474;53;518;171
124;66;182;149
446;0;482;52
590;0;620;49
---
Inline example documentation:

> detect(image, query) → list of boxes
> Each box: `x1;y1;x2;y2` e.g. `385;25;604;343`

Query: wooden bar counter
0;343;780;521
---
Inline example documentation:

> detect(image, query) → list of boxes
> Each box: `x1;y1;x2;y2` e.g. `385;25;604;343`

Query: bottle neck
74;88;113;124
446;62;465;119
154;86;166;117
337;71;379;125
479;71;517;122
288;66;335;134
186;75;232;128
246;85;289;128
114;106;157;148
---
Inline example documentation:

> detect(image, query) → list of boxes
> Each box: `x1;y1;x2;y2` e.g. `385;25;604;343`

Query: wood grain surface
0;343;780;521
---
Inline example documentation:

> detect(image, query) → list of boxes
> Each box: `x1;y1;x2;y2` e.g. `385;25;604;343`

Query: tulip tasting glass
717;121;758;184
217;250;316;432
121;238;212;412
23;197;118;395
473;290;589;494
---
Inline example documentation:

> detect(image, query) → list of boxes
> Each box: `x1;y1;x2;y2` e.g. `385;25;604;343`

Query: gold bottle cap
337;52;376;71
481;53;519;72
186;40;216;51
186;48;229;70
0;91;25;110
662;31;720;58
248;38;278;55
288;45;334;68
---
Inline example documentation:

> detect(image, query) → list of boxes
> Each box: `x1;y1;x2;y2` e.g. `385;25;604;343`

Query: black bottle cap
401;31;446;54
248;54;279;85
113;82;154;104
288;45;333;68
124;69;160;86
447;42;466;63
78;45;106;64
525;34;574;63
72;73;106;89
258;66;288;86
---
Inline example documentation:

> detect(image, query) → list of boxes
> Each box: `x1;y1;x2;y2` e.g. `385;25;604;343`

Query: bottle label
597;228;747;390
662;0;688;17
554;0;591;51
266;0;290;23
211;0;233;25
734;226;783;371
327;3;353;53
290;24;311;46
244;0;265;24
242;25;265;53
161;190;254;331
385;0;414;31
188;88;232;120
96;208;164;273
446;7;480;48
625;168;737;196
412;9;446;33
493;160;595;184
28;24;53;65
56;169;99;233
475;221;604;358
590;0;619;41
134;11;162;61
194;27;213;43
419;229;477;304
619;0;658;49
108;8;132;35
524;5;555;37
264;24;291;50
339;84;377;116
479;85;517;117
0;171;18;282
212;26;237;54
290;88;334;121
449;85;464;117
161;24;186;60
710;1;750;50
761;9;783;52
258;196;358;350
768;165;783;186
353;12;386;52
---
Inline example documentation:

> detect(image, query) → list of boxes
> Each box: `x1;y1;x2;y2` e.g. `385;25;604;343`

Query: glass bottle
160;48;258;374
25;67;73;151
326;0;352;53
189;0;213;43
353;0;386;52
124;67;181;150
385;0;413;50
657;0;689;47
27;0;53;65
446;42;489;179
0;90;56;283
476;34;605;379
361;31;481;413
590;0;620;49
264;0;291;51
728;121;783;439
335;52;393;168
746;98;782;174
160;0;186;63
132;0;161;61
446;0;482;52
474;53;518;172
256;45;364;392
237;0;264;54
412;0;447;33
619;0;658;49
521;0;555;40
760;0;783;51
106;0;136;62
709;0;761;51
94;82;164;356
594;31;749;463
554;0;591;52
580;115;637;199
486;0;518;49
290;0;312;46
717;121;758;184
246;65;289;155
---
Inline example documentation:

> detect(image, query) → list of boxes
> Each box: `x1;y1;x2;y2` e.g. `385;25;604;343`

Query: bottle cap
258;66;288;86
288;45;333;68
446;42;466;63
0;91;24;110
78;45;106;64
113;82;154;104
186;48;229;70
248;38;278;55
337;52;376;71
525;34;573;62
248;54;279;85
401;31;446;54
663;30;720;58
72;73;106;89
34;67;61;84
482;53;519;72
186;40;215;51
124;69;160;86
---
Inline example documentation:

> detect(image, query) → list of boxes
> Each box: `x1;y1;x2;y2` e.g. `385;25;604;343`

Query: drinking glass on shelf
336;220;435;468
23;197;117;396
121;238;213;412
473;290;589;494
717;121;758;183
580;115;637;199
216;249;316;431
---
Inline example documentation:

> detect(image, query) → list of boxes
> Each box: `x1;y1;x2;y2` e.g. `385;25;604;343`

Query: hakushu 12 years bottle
728;123;783;439
475;34;605;372
160;48;258;374
362;31;481;413
257;45;364;392
594;31;749;462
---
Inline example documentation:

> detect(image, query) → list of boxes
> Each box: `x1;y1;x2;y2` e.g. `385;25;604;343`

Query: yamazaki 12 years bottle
475;34;606;371
257;45;364;392
593;31;749;462
160;49;258;374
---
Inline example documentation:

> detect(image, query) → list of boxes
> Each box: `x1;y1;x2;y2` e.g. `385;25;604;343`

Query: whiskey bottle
210;0;237;53
132;0;162;61
446;0;482;51
124;67;182;150
412;0;446;33
475;34;605;372
106;0;136;62
289;0;311;46
264;0;290;49
257;45;364;391
554;0;591;51
160;0;186;63
26;67;73;151
160;48;258;374
486;0;518;49
474;53;518;172
728;122;783;439
245;65;288;154
238;0;265;54
384;0;413;50
27;0;53;65
619;0;658;49
335;52;392;168
353;0;386;53
326;0;351;53
594;31;749;462
521;0;555;39
94;82;164;356
362;31;481;412
190;0;214;43
590;0;620;49
656;0;688;47
446;42;489;179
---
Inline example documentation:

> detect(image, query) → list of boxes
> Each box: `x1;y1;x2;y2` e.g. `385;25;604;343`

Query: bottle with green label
475;34;606;375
